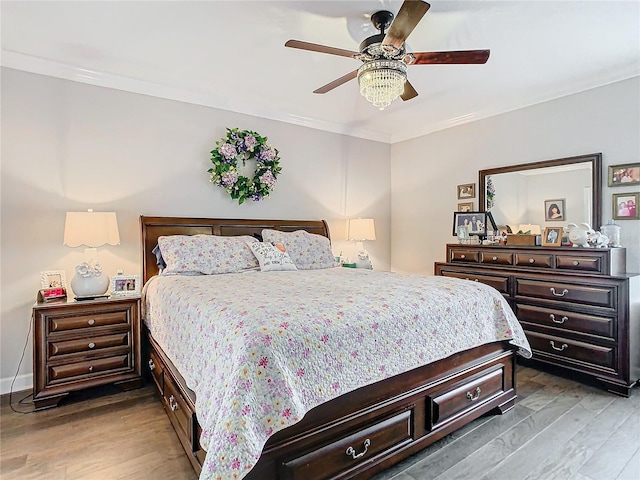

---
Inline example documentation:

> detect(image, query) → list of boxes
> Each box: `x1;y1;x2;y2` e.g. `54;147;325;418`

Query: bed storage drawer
163;373;192;442
515;304;615;340
280;409;413;480
427;367;504;431
148;349;164;394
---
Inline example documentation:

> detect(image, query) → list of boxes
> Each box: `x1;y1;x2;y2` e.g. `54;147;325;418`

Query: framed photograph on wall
111;275;140;297
608;163;640;187
542;227;562;247
544;199;565;221
458;202;473;212
40;270;67;290
452;211;496;237
457;183;476;199
612;192;639;220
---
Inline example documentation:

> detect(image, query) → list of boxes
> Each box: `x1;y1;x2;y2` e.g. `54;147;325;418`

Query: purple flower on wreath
259;170;276;188
258;145;276;162
220;170;238;187
219;143;237;160
243;135;257;152
251;193;263;201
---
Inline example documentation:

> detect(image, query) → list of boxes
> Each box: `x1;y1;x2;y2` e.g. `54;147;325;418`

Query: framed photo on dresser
452;211;496;237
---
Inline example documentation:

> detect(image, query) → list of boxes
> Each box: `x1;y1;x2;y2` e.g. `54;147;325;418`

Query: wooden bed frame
140;216;519;479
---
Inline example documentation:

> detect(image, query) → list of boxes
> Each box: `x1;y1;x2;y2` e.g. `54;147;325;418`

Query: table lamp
348;218;376;269
64;210;120;299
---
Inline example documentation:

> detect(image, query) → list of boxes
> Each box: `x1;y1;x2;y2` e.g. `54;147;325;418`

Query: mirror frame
479;153;602;230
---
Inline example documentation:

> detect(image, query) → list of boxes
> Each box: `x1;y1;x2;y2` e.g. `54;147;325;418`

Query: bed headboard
140;216;330;284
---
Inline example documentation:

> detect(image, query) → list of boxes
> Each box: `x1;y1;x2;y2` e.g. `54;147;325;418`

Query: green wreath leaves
208;128;281;205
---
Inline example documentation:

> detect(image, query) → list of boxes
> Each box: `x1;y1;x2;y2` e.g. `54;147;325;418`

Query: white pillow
157;235;259;275
261;229;338;270
249;242;298;272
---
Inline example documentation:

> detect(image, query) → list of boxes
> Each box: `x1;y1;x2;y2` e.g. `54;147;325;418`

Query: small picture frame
452;211;496;237
544;199;565;221
457;183;476;199
111;274;140;296
40;270;67;290
542;227;562;247
458;202;474;212
608;163;640;187
456;225;470;243
612;192;639;220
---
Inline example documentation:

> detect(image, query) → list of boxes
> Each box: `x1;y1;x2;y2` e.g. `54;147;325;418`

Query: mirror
479;153;602;231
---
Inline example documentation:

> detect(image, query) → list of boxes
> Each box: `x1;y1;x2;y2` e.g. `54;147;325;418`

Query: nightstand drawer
49;332;130;357
49;310;129;333
49;354;130;381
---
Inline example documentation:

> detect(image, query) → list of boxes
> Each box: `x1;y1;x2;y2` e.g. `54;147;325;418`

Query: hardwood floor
1;366;638;480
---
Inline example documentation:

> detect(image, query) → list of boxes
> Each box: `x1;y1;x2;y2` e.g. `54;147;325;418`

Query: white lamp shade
348;218;376;241
518;224;542;235
64;211;120;247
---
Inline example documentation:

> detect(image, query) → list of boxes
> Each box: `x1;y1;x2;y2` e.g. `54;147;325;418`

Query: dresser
435;244;640;396
32;296;143;410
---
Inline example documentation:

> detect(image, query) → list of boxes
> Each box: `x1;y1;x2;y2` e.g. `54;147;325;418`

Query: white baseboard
1;373;33;396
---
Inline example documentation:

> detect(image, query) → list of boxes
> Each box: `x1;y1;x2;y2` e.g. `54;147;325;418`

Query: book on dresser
435;244;640;396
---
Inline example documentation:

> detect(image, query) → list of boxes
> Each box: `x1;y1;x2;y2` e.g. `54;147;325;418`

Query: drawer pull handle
573;261;579;266
149;359;156;371
466;387;482;401
550;288;569;297
88;342;95;349
492;256;498;261
346;439;371;460
88;365;94;372
550;341;568;352
529;258;535;264
550;314;568;324
169;395;179;412
460;254;466;259
87;319;95;326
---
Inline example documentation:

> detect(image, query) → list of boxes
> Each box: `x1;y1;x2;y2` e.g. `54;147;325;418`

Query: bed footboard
144;327;517;479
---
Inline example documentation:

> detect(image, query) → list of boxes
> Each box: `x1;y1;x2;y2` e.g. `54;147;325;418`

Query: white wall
391;77;640;275
0;68;391;392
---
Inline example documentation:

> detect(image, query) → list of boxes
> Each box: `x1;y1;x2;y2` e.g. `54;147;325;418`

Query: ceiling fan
285;0;489;110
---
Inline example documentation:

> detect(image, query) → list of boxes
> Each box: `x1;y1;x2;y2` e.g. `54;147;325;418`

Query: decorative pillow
151;244;167;271
261;229;338;270
157;235;259;275
248;242;298;272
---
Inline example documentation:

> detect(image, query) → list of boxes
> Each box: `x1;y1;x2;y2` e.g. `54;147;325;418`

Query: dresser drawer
450;250;480;263
48;332;130;358
480;252;513;266
428;367;504;431
49;354;130;382
514;253;553;268
526;331;615;371
281;409;412;480
515;304;615;340
163;374;192;441
556;255;602;273
49;310;129;333
515;279;615;308
440;270;510;294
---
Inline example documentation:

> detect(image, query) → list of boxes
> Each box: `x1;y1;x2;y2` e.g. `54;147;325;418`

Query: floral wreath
208;128;281;204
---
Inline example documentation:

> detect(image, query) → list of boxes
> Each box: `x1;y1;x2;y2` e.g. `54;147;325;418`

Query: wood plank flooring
1;366;638;480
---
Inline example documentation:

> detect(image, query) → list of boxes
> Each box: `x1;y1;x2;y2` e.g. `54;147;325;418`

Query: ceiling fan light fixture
357;60;407;110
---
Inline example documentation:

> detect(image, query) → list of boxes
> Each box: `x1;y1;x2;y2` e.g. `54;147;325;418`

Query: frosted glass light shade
64;211;120;247
348;218;376;241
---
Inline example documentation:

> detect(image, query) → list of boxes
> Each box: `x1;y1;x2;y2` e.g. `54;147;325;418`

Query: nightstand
32;296;142;410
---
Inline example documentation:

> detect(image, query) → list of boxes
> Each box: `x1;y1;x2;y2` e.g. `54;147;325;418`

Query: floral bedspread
143;268;531;480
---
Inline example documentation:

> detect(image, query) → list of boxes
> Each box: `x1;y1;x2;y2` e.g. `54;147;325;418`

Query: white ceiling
2;1;639;144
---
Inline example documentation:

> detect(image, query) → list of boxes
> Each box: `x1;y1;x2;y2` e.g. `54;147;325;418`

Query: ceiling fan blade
401;80;418;101
313;70;358;94
382;1;431;49
285;40;359;59
412;50;490;64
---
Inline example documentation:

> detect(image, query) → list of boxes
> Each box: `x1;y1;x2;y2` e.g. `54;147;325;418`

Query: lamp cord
8;314;35;414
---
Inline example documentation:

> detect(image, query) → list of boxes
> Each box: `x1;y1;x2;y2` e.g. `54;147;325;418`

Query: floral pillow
157;235;259;275
248;242;298;272
261;229;338;270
